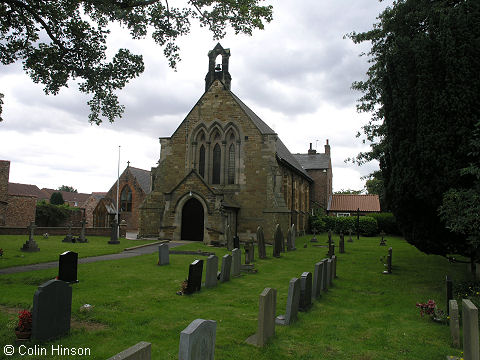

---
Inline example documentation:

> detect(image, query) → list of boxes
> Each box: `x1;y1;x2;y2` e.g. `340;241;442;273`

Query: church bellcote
205;43;231;91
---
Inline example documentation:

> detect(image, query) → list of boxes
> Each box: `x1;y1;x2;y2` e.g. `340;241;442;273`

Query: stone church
139;44;331;243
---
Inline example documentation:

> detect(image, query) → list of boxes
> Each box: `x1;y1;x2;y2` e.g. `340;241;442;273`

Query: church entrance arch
181;197;204;241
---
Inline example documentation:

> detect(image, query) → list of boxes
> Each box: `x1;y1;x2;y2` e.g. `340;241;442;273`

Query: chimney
308;143;316;155
324;139;330;156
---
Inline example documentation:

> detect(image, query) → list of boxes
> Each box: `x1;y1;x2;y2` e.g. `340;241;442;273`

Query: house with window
93;164;151;230
139;44;329;243
327;194;381;217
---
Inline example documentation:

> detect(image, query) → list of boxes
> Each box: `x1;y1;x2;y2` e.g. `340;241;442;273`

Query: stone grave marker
184;260;203;295
446;275;453;314
449;300;460;348
32;279;72;341
107;341;151;360
339;232;345;253
158;243;169;265
58;251;78;283
348;229;353;242
225;225;233;251
327;230;332;244
245;240;255;264
332;255;337;279
205;255;218;288
286;228;293;251
299;272;313;312
257;226;266;259
322;258;329;292
62;222;75;243
291;224;297;250
179;319;216;360
310;229;318;243
220;254;232;282
379;231;386;246
231;248;241;277
276;278;300;326
77;218;88;243
326;259;333;287
21;222;40;252
273;224;283;258
462;299;479;360
312;261;324;300
246;288;277;347
108;219;120;244
383;248;392;274
233;235;240;250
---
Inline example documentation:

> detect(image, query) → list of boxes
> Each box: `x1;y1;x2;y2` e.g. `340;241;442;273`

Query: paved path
0;241;191;275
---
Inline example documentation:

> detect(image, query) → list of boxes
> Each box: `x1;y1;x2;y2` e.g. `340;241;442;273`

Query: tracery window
199;145;206;178
120;185;132;212
228;144;235;184
212;143;221;184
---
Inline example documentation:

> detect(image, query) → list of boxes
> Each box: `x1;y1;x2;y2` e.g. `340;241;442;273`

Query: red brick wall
6;194;36;227
83;195;101;228
307;167;332;210
0;226;113;236
0;160;9;226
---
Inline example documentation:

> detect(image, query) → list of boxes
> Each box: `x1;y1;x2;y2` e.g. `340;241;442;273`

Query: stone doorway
181;198;204;241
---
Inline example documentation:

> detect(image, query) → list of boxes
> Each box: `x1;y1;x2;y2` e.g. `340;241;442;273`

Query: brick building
93;165;151;230
327;194;381;217
0;160;10;226
139;44;331;243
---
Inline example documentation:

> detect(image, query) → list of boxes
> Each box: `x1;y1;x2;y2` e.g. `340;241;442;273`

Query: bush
35;202;70;226
50;192;64;205
358;216;378;236
309;215;378;236
369;212;400;235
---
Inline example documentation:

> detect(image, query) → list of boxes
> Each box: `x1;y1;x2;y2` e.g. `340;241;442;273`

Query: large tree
349;0;480;259
0;0;273;124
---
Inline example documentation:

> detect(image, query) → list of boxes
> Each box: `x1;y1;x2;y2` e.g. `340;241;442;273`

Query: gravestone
348;229;353;242
327;230;332;245
326;259;333;287
205;255;218;288
257;226;266;259
21;222;40;252
462;299;479;360
245;240;255;264
332;255;337;279
339;232;345;253
77;218;88;243
246;288;277;347
108;219;120;244
328;243;335;258
449;300;460;348
299;272;313;312
233;236;240;250
446;275;453;314
322;258;329;292
107;341;151;360
220;254;232;282
58;251;78;283
312;261;324;300
32;279;72;341
379;231;386;246
383;248;392;274
231;248;241;277
179;319;216;360
62;222;75;243
273;224;283;258
276;278;300;325
310;229;318;243
158;243;169;265
286;228;293;251
291;224;296;250
226;225;233;251
184;260;203;294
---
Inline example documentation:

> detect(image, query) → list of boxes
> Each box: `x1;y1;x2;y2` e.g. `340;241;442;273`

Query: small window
336;213;350;217
120;186;133;212
228;144;235;184
199;145;206;178
212;144;221;184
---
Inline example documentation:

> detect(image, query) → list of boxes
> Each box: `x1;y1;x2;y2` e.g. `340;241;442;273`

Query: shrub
50;192;64;205
358;216;378;236
35;202;70;226
309;215;377;236
369;212;400;235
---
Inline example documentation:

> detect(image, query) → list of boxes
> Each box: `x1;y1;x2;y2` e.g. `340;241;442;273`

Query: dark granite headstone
233;236;240;250
108;219;120;244
58;251;78;283
273;224;283;258
32;279;72;341
21;222;40;252
185;259;203;294
339;233;345;253
257;226;266;259
299;272;312;312
446;275;453;315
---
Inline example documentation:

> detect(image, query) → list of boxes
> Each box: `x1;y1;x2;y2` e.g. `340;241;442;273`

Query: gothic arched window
120;186;132;212
199;145;206;178
212;144;221;184
228;144;235;184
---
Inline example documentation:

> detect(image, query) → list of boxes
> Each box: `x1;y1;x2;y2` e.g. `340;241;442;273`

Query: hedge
309;215;378;236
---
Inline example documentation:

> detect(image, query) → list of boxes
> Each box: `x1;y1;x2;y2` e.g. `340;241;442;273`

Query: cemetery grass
0;235;158;269
0;234;470;359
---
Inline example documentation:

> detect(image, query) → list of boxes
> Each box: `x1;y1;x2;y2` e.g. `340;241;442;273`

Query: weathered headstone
257;226;266;259
348;229;353;242
32;279;72;341
231;248;241;277
246;288;277;347
77;218;88;243
205;255;218;288
332;255;337;279
327;230;332;244
312;261;324;300
449;300;460;348
233;235;240;250
226;225;233;251
220;254;232;282
184;260;203;294
286;228;293;251
310;229;318;243
383;248;392;274
379;231;386;246
328;243;335;258
107;341;151;360
326;259;333;287
245;240;255;264
322;258;329;292
299;272;313;312
158;243;169;265
179;319;216;360
58;251;78;283
21;222;40;252
273;224;283;258
108;219;120;244
462;299;479;360
291;224;297;250
446;275;453;314
339;232;345;253
276;278;300;325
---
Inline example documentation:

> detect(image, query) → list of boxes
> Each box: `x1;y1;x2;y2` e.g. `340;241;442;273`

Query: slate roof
229;91;311;181
127;167;151;194
293;153;330;170
42;188;91;206
327;194;381;212
8;183;47;198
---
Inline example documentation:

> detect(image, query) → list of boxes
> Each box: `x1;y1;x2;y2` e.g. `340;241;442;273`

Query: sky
0;0;393;194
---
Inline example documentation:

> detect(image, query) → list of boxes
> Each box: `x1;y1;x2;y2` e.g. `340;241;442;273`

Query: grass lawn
0;235;159;269
0;234;473;359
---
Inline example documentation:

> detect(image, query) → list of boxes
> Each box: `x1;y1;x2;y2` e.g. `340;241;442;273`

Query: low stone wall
0;226;125;237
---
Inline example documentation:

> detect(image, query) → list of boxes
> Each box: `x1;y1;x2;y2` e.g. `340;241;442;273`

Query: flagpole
116;146;120;238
